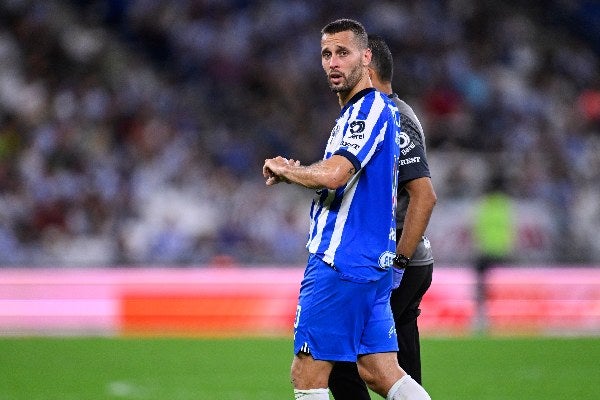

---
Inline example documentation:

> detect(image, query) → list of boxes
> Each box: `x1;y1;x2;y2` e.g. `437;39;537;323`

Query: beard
327;63;363;93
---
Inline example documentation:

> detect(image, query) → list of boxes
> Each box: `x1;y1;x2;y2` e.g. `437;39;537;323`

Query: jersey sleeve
332;148;361;174
333;93;391;171
398;113;431;183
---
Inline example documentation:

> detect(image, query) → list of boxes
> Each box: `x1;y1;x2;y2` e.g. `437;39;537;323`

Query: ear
363;47;372;67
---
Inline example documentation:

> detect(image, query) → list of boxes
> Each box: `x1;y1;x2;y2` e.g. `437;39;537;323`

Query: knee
290;356;305;388
357;367;389;396
356;353;404;397
290;353;331;390
356;363;378;389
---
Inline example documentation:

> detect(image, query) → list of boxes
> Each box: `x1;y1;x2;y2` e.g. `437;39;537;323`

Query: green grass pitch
1;336;598;399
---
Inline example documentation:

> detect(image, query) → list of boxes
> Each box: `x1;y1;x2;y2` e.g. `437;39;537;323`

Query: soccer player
263;19;431;400
328;35;437;399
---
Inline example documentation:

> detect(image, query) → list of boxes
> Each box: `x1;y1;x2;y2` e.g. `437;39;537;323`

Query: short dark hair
321;19;368;50
368;34;393;83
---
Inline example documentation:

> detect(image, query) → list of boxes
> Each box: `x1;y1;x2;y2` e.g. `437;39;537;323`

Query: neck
371;75;393;95
380;82;393;95
337;74;372;107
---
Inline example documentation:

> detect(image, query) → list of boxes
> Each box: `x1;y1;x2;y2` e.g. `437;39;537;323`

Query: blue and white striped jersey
306;88;401;281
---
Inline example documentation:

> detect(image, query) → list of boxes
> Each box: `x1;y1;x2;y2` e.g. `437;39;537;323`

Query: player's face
321;31;366;94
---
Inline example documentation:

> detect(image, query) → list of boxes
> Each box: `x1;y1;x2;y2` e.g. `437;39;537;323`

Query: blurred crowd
0;0;599;266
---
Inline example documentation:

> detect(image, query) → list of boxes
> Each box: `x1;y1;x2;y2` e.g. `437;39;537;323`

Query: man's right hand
263;157;299;185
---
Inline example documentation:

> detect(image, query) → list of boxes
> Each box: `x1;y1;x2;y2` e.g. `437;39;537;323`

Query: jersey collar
341;87;375;114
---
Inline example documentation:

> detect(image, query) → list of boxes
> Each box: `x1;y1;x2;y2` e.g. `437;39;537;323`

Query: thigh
294;255;379;361
358;272;398;356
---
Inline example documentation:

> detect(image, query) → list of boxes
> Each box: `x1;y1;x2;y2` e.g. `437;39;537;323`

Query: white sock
294;388;329;399
386;375;431;400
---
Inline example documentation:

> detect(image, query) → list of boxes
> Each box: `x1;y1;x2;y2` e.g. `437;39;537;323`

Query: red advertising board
0;266;598;336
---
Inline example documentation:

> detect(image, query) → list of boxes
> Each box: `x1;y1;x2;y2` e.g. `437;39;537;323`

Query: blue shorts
293;254;398;362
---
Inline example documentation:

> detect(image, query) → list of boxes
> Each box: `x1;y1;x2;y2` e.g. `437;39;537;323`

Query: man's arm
263;155;356;190
396;177;437;257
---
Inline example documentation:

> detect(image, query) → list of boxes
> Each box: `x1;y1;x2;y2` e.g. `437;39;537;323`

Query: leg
395;318;421;383
357;352;404;397
390;264;433;384
352;271;407;397
473;257;491;333
290;352;333;390
356;352;430;399
292;256;377;397
329;361;371;400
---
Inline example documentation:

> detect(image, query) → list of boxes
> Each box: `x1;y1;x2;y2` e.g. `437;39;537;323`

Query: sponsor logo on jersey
400;156;421;166
349;120;365;134
398;131;411;148
401;141;416;155
340;141;360;150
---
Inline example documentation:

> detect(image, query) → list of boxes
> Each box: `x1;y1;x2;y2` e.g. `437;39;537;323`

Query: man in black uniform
328;35;437;398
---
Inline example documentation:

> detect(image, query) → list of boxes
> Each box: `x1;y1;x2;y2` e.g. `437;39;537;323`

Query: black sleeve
398;114;431;184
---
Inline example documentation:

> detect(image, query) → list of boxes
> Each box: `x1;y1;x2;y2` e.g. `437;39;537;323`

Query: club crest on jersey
378;251;395;269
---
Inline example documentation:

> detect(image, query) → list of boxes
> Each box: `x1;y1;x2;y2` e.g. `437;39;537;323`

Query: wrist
393;253;410;269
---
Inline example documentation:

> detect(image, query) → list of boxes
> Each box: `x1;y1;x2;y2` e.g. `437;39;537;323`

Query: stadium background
0;0;599;336
1;1;599;399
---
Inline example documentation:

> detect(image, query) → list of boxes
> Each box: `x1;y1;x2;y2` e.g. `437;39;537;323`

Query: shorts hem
358;345;399;356
303;352;358;362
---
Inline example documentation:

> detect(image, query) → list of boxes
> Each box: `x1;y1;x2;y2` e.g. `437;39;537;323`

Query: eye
322;51;331;59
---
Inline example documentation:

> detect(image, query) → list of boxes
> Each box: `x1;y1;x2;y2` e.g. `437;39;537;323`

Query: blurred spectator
472;173;515;333
0;0;598;266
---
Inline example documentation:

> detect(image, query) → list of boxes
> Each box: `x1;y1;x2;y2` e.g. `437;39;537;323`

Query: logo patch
378;251;395;269
401;141;416;155
398;131;411;148
340;141;360;150
400;156;420;166
349;120;365;134
423;236;431;249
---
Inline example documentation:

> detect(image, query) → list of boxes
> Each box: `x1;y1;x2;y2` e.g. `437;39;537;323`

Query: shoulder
354;89;395;121
390;96;417;120
371;90;399;115
392;96;424;138
393;98;413;114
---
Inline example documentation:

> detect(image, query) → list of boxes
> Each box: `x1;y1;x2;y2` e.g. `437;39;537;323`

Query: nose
327;54;340;70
